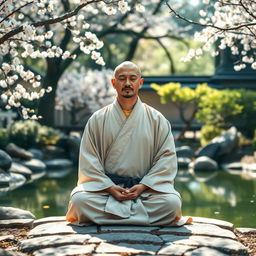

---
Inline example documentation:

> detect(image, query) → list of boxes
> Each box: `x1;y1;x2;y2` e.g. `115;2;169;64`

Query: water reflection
0;168;255;228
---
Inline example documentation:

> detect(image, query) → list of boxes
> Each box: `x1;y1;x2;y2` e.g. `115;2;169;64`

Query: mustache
122;85;134;91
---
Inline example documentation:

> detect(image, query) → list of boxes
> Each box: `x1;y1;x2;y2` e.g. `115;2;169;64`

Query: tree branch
0;0;102;45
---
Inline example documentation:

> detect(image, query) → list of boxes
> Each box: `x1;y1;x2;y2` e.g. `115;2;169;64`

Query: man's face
111;67;144;99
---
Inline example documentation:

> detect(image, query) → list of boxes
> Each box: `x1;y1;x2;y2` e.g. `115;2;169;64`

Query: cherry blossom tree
167;0;256;72
56;67;115;124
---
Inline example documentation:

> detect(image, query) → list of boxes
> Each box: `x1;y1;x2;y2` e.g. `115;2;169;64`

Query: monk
66;61;191;226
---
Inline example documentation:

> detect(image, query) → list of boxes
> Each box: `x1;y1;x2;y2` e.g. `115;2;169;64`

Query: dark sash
105;173;141;188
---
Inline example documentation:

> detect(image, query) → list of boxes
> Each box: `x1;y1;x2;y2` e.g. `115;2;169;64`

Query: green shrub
8;120;40;148
0;128;9;149
38;125;61;145
7;120;62;149
200;125;225;146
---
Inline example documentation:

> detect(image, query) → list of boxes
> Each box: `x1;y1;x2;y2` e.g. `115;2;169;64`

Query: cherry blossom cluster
170;0;256;71
0;0;141;118
56;67;116;116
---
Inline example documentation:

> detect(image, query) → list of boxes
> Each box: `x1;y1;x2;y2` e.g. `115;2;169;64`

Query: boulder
9;162;33;180
176;146;194;159
21;159;46;172
196;142;220;161
177;157;191;169
189;156;218;172
44;159;73;170
5;143;33;160
28;148;44;160
0;206;35;220
0;173;26;195
42;145;68;160
0;149;12;171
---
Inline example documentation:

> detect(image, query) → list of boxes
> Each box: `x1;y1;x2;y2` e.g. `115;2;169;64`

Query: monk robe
66;98;184;226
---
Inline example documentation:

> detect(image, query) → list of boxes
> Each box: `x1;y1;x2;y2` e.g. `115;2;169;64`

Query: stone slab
19;234;92;252
158;243;196;255
160;235;247;254
184;247;229;256
33;216;66;227
96;242;149;254
119;242;161;254
29;222;97;237
0;248;24;256
0;219;34;228
191;216;234;230
0;235;15;242
89;232;162;244
158;223;236;239
236;227;256;234
33;244;95;256
100;225;159;232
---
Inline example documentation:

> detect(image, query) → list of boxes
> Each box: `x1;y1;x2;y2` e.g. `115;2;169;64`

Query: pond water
1;168;255;228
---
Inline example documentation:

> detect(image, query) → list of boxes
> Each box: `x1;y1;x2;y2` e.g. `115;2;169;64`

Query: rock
184;247;229;256
176;146;194;159
0;218;34;228
9;162;32;180
21;159;46;172
196;142;220;161
0;248;24;256
0;172;10;187
191;216;234;230
28;148;44;160
221;162;243;174
236;227;256;234
189;156;218;172
42;145;67;160
0;235;15;242
5;143;33;160
178;157;191;169
0;173;26;194
0;149;12;171
0;206;35;220
46;168;72;179
44;159;73;170
100;225;158;232
33;216;66;227
212;126;238;156
67;133;81;164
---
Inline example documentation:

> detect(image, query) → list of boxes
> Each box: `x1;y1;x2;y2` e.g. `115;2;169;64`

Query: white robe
66;98;184;226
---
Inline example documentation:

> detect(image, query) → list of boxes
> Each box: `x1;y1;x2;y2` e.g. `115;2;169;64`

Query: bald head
113;61;141;78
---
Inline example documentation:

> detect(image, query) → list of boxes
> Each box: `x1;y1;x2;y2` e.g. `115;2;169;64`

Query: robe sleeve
139;117;178;193
77;116;115;191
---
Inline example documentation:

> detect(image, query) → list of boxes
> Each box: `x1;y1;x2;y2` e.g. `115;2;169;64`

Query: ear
111;78;116;88
139;78;144;89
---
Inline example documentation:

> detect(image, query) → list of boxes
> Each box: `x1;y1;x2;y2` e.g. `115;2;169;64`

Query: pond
1;168;255;228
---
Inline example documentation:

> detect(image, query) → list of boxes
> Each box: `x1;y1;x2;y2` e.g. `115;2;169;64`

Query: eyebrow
118;74;139;78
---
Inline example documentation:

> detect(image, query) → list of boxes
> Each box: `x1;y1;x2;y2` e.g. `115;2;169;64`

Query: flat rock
236;227;256;234
0;206;35;220
46;168;72;179
19;234;91;252
42;145;67;160
0;235;15;242
5;143;33;160
100;225;159;232
9;162;32;180
221;162;243;173
119;243;161;254
184;247;229;256
0;172;10;186
0;248;24;256
176;146;194;159
33;216;66;227
29;222;97;237
158;243;196;255
0;219;34;228
160;235;247;254
21;159;46;172
33;244;95;256
28;148;44;160
89;232;162;244
0;150;12;171
158;223;236;239
191;216;234;230
189;156;218;172
96;242;152;254
44;159;73;170
0;173;26;194
28;170;46;184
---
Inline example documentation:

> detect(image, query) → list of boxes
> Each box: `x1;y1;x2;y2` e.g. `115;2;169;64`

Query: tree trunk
38;58;62;127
